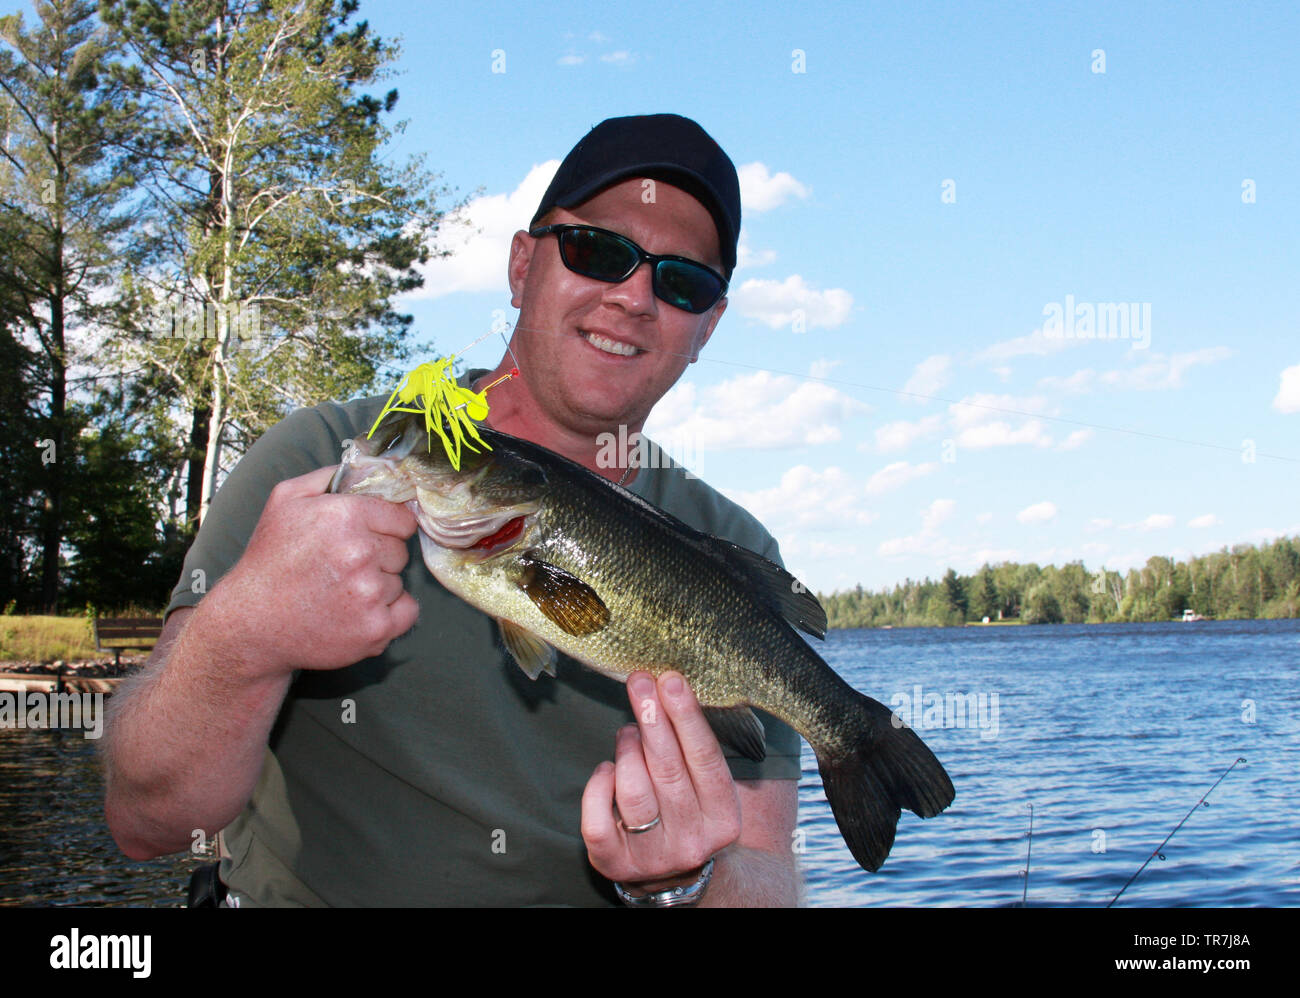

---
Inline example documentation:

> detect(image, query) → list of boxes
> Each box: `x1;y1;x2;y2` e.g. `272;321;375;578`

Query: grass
0;612;161;664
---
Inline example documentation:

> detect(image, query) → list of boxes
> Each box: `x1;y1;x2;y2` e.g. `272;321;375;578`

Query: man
104;114;803;906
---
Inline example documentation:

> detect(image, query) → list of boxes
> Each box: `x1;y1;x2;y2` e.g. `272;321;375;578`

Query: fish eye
380;427;404;453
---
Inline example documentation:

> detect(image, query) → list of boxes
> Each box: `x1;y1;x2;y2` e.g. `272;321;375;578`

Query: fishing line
500;321;1298;465
1106;756;1247;908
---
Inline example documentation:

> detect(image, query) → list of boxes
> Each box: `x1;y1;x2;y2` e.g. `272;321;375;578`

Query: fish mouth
330;443;415;500
411;503;538;560
581;329;643;357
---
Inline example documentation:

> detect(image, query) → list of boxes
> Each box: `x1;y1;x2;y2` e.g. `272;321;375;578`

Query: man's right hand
104;463;419;859
210;464;420;676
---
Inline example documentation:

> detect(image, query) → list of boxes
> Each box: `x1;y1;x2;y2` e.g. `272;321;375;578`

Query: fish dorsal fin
517;556;611;637
703;706;768;762
498;619;557;680
707;540;828;639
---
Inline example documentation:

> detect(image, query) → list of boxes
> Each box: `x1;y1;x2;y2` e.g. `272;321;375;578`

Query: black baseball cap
531;114;741;277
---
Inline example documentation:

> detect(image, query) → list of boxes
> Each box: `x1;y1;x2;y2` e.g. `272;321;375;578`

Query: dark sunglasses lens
655;260;723;313
559;228;637;281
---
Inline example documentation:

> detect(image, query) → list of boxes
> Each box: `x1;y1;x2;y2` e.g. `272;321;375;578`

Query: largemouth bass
330;412;955;872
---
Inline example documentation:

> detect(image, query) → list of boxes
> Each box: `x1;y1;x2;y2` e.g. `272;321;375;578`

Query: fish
330;411;955;872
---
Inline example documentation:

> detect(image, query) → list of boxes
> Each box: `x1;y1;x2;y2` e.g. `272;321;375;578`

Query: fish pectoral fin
498;619;557;680
702;706;767;762
516;557;611;637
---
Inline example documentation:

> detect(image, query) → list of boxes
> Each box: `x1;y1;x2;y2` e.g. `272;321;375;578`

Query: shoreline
831;615;1286;631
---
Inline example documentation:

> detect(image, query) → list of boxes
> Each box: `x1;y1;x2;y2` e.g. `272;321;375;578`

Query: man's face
506;177;728;437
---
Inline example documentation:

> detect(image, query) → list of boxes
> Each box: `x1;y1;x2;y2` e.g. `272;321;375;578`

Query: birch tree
104;0;445;527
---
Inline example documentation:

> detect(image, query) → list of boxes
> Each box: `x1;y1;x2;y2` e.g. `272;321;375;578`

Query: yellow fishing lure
366;358;497;470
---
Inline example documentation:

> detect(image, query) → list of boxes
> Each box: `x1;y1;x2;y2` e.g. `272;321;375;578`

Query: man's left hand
581;670;742;891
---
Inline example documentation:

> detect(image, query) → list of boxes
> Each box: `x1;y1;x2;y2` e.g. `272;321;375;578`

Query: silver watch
614;857;715;907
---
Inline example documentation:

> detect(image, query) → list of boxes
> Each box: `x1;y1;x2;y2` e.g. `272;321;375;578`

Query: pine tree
0;0;140;610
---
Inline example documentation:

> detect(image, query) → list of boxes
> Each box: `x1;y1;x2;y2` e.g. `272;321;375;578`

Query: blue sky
15;0;1296;594
350;0;1300;593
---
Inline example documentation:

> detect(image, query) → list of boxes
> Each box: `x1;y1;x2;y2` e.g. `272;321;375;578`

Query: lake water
1;619;1296;907
799;619;1299;907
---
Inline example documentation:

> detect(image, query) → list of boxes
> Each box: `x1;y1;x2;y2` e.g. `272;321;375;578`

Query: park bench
93;616;165;666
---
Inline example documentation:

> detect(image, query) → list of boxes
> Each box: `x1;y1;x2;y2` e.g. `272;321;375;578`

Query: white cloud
730;275;853;330
408;161;559;300
600;50;635;65
808;358;842;380
1017;501;1057;524
948;393;1053;449
1139;514;1175;530
1087;518;1113;532
737;162;810;213
1098;348;1232;391
645;371;869;451
557;53;584;66
957;419;1052;449
726;465;878;532
1272;364;1300;413
902;354;952;401
975;329;1074;363
735;229;776;271
949;393;1050;430
1038;369;1098;394
1038;349;1232;395
864;460;939;495
1188;514;1219;528
923;499;956;531
1058;429;1093;450
975;512;993;525
877;499;955;558
871;413;944;453
1245;523;1300;543
588;31;610;42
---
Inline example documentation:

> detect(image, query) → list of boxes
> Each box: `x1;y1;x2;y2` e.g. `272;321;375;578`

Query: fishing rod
1019;802;1033;906
1106;756;1247;907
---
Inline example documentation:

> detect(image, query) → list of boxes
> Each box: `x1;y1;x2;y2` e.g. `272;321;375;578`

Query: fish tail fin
815;696;955;872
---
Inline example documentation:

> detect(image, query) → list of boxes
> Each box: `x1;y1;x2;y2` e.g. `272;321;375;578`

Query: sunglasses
528;223;728;314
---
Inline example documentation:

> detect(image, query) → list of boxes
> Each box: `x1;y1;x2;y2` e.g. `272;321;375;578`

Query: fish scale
334;412;956;872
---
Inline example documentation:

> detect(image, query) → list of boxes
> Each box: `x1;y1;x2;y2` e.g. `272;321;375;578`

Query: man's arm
700;779;800;907
103;466;418;859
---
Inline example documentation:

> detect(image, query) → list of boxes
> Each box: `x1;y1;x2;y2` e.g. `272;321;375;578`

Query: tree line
817;536;1300;628
1;0;452;613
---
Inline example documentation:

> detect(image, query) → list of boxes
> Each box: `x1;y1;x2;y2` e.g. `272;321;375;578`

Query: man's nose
603;261;658;316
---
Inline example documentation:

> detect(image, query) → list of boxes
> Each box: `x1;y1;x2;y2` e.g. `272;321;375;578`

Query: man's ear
507;231;534;309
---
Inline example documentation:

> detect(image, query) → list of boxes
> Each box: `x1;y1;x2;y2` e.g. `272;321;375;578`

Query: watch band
614;857;715;908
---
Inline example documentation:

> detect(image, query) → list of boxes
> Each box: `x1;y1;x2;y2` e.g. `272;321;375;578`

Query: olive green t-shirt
166;388;803;907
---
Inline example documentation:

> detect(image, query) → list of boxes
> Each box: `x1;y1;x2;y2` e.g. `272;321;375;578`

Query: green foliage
102;0;453;525
0;0;141;610
1023;582;1063;625
60;413;184;609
